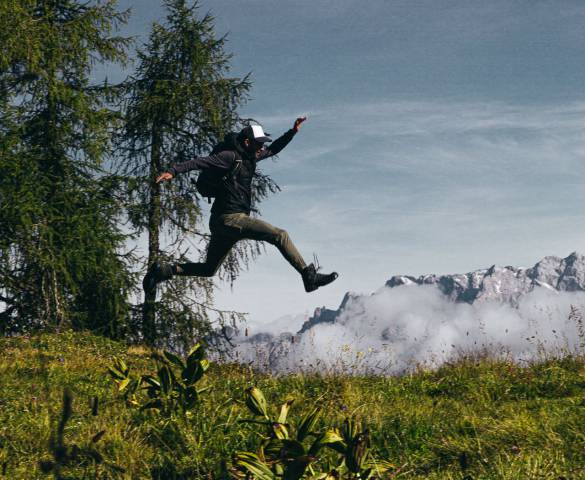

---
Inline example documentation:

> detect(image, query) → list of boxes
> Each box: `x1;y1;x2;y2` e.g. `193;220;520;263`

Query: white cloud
233;285;585;374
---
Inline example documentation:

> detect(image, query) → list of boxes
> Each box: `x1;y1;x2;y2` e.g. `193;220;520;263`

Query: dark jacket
168;129;297;215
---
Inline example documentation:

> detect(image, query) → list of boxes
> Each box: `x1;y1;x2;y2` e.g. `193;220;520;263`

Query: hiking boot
302;263;339;293
142;261;174;294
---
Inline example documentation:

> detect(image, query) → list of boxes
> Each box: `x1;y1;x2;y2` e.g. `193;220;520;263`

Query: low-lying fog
228;286;585;375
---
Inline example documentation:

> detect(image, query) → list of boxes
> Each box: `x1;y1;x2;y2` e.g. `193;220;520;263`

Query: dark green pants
176;213;307;277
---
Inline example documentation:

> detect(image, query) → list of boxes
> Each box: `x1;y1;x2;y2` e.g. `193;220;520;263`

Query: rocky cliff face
297;292;360;334
297;252;585;333
386;252;585;303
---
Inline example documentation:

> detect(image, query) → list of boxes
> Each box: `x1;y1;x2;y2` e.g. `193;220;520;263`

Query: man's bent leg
175;233;236;277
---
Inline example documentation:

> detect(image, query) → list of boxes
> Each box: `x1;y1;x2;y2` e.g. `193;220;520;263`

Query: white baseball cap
242;124;272;143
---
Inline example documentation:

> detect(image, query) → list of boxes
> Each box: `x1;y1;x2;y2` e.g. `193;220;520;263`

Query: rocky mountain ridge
297;252;585;334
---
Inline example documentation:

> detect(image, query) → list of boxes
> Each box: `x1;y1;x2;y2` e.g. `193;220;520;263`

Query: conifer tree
0;0;135;336
120;0;278;348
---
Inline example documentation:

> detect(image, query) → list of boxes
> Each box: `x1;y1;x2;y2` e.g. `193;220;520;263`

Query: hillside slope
1;332;584;479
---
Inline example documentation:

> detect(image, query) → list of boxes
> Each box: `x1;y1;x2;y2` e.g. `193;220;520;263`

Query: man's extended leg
224;213;307;273
223;213;338;292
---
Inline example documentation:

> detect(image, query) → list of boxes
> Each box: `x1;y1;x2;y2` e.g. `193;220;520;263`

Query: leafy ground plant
38;389;125;479
108;343;210;416
225;387;395;479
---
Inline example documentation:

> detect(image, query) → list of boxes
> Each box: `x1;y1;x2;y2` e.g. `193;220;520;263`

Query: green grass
1;332;584;479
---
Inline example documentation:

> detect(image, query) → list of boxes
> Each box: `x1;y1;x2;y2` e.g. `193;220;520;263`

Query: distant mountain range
226;252;585;372
296;252;585;335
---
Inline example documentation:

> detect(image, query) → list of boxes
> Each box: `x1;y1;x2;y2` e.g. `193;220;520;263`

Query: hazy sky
112;0;585;328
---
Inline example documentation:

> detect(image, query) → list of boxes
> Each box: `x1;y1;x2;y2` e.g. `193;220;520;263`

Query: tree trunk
42;57;68;329
143;124;163;345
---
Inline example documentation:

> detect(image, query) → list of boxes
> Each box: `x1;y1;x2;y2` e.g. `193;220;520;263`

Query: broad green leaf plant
108;343;209;416
227;387;394;479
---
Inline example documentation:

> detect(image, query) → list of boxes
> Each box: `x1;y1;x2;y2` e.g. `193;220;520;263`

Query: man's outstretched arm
258;116;307;161
155;150;236;183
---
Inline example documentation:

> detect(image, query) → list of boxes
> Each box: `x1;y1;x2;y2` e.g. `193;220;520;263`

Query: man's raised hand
156;172;174;183
293;116;307;132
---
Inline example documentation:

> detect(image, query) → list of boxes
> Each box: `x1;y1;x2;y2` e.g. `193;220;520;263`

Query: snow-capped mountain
228;252;585;374
298;252;585;333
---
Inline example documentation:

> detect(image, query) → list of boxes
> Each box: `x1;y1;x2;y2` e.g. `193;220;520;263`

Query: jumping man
143;117;339;294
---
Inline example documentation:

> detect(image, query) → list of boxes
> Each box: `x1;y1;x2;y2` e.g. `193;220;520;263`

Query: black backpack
194;133;242;202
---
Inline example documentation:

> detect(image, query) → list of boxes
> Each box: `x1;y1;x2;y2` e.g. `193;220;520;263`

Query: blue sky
112;0;585;328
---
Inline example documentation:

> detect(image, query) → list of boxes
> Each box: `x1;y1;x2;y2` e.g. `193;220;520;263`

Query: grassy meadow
0;332;584;479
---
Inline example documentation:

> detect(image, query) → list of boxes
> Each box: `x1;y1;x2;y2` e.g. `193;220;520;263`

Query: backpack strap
221;154;242;182
205;153;241;204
